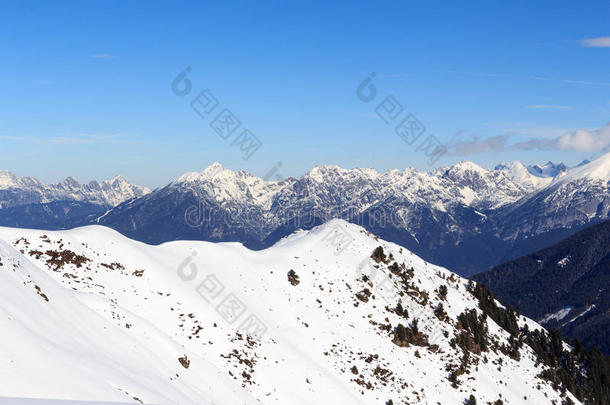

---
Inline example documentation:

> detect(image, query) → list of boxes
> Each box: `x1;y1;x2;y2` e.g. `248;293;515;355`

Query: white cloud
580;37;610;48
500;124;575;139
452;135;509;156
450;123;610;155
526;105;571;110
555;125;610;152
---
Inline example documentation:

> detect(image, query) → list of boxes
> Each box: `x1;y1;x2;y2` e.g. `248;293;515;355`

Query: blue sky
1;0;609;188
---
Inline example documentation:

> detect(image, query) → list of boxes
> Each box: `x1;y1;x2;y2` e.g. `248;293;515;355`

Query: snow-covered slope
0;240;245;404
0;171;150;209
0;221;581;404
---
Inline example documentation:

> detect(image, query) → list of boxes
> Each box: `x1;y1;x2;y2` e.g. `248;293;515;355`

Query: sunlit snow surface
0;220;580;404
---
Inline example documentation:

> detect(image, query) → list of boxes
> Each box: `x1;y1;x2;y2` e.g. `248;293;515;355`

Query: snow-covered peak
175;162;239;184
107;174;127;184
495;160;554;190
97;176;151;206
0;170;42;189
58;176;80;189
0;170;19;188
202;161;226;176
527;161;567;178
173;165;285;209
447;160;487;174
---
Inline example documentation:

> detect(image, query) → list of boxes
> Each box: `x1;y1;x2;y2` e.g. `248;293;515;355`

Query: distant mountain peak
59;176;80;188
526;161;567;178
449;160;487;173
108;174;127;183
0;170;18;186
175;162;241;184
203;161;226;174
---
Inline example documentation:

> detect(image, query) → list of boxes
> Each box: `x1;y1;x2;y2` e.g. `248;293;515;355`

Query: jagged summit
528;161;567;178
108;174;128;183
0;170;42;188
58;176;80;189
202;161;226;176
175;162;260;184
447;160;487;173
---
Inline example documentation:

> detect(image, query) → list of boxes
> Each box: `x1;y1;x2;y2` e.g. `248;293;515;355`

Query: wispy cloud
524;76;550;81
562;79;610;87
453;134;510;155
451;123;610;155
437;69;507;78
0;136;26;142
439;69;610;89
526;105;571;110
49;134;116;144
500;124;576;139
0;133;143;145
580;37;610;48
90;53;116;59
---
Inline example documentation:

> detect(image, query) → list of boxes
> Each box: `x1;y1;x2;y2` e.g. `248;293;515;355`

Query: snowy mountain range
0;171;150;209
0;172;150;231
90;154;609;275
0;220;601;404
1;154;608;275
